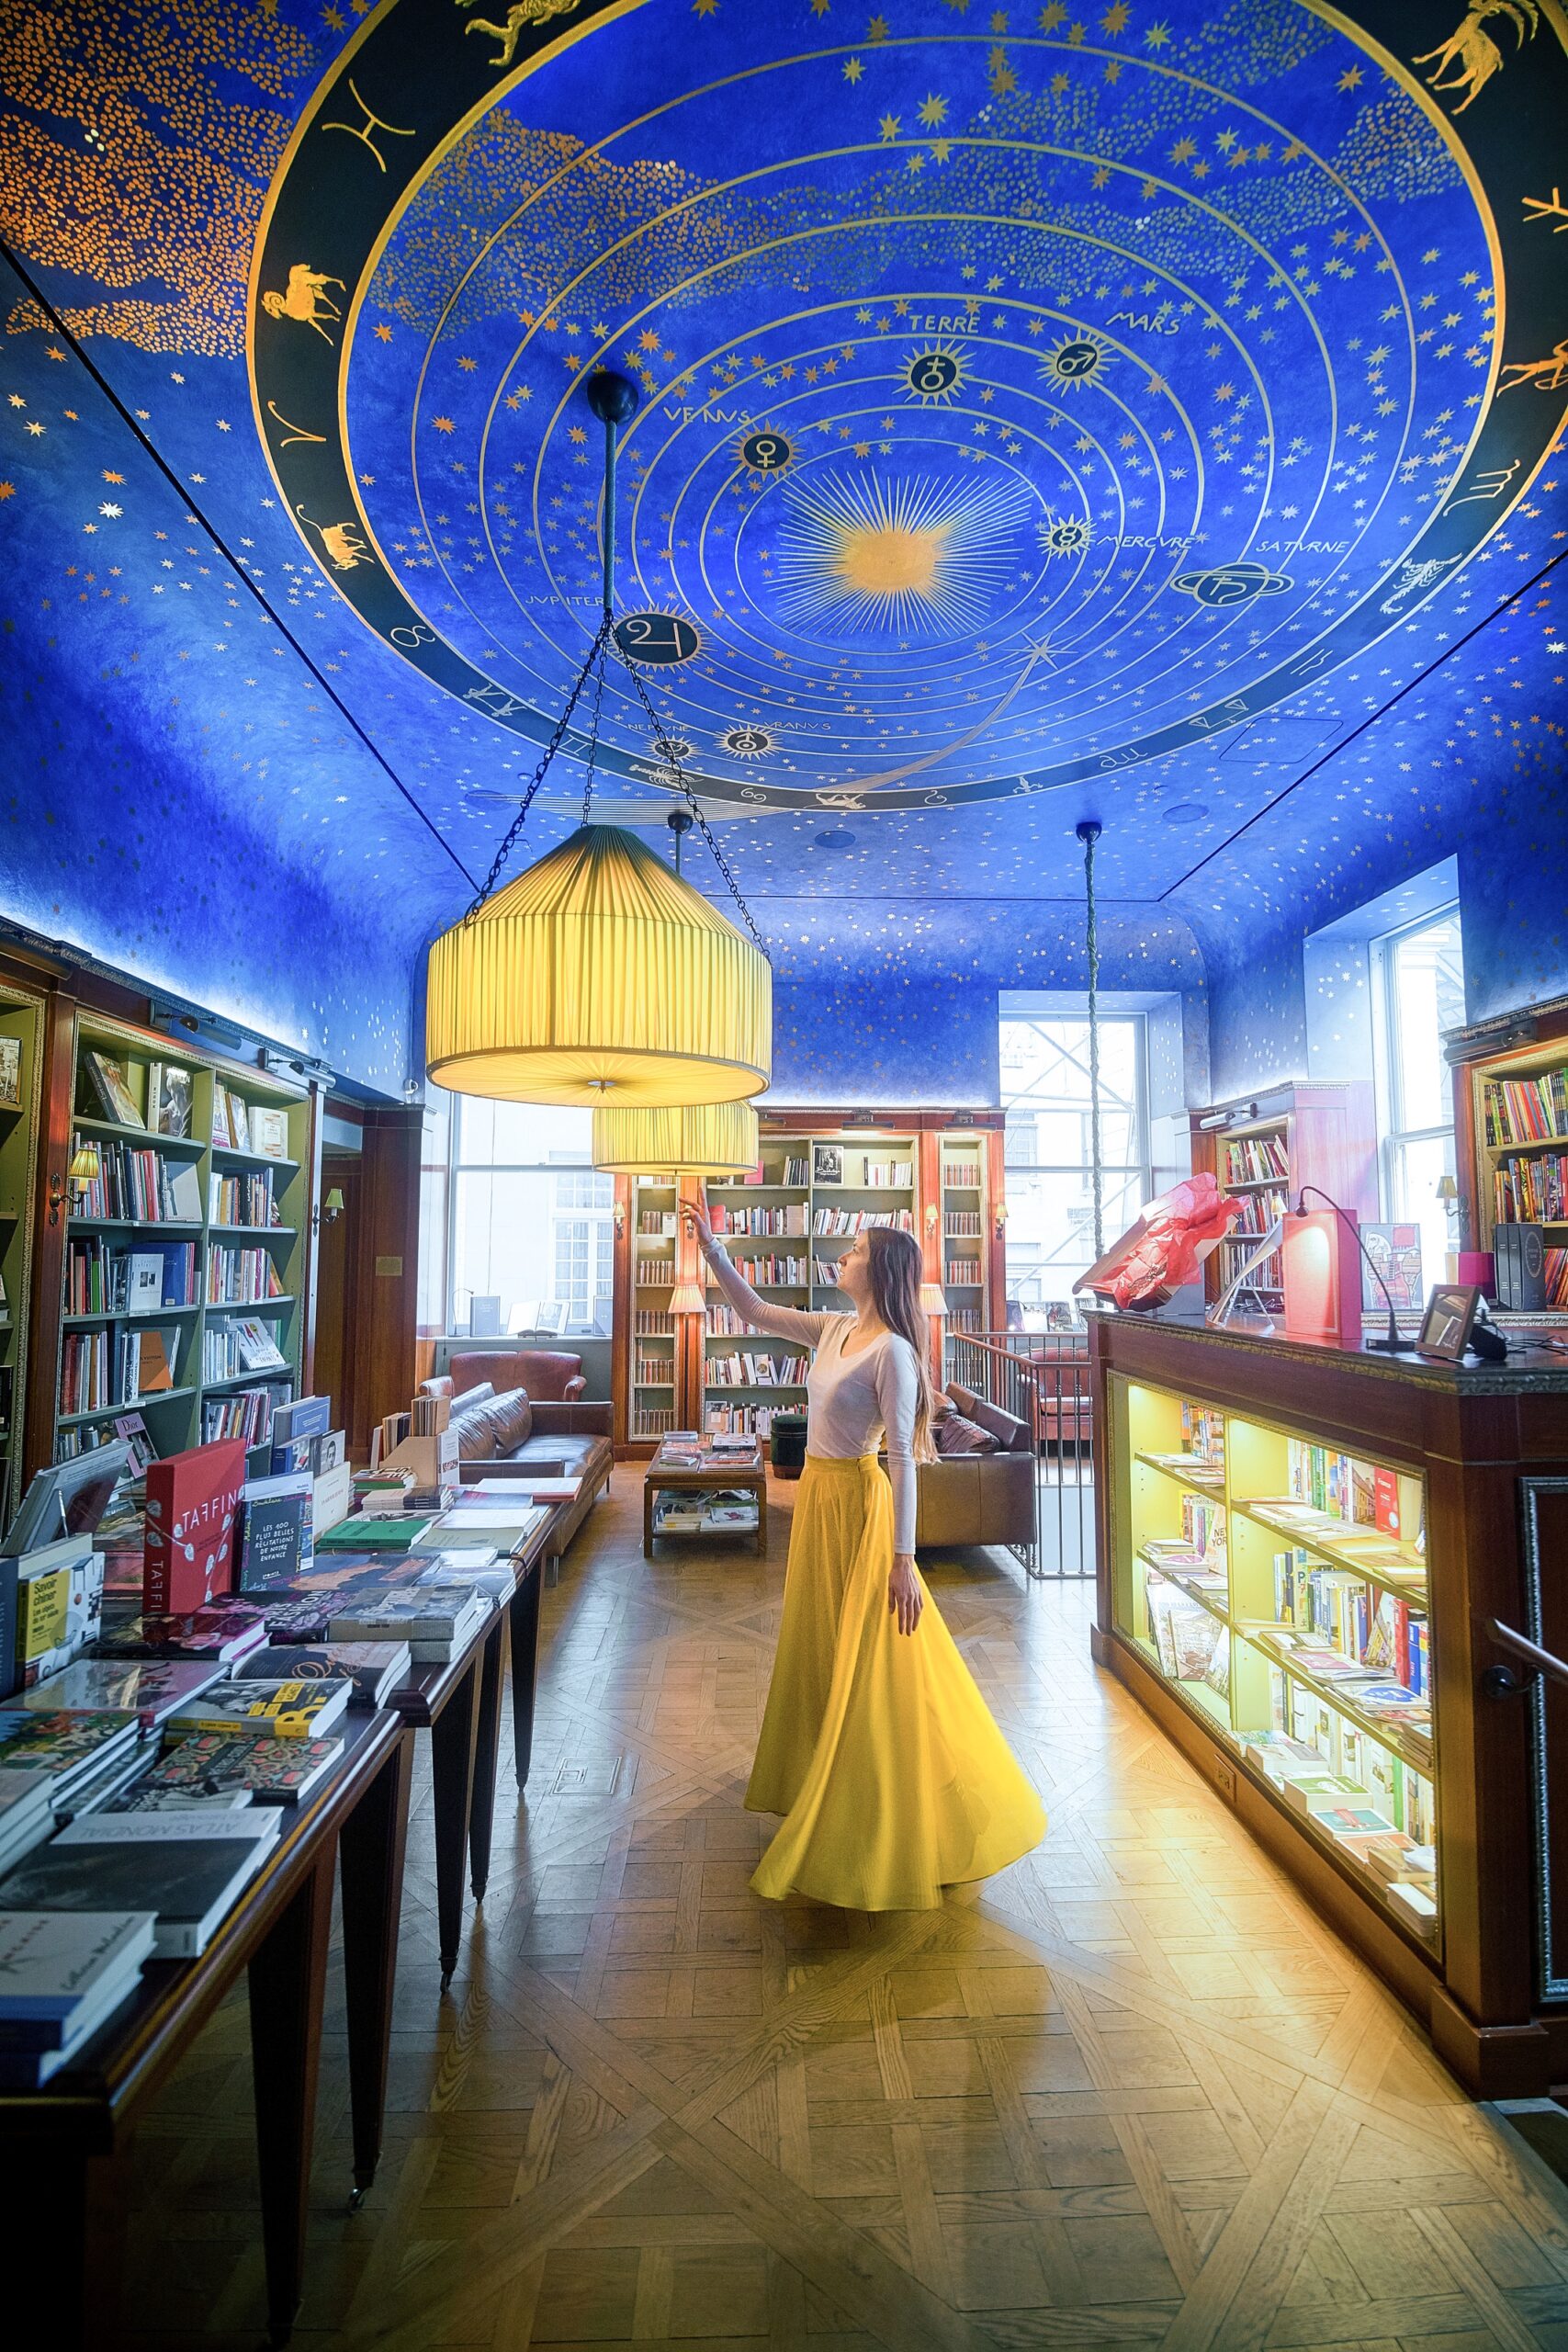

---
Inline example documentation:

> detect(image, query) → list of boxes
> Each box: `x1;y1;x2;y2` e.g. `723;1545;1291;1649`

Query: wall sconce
924;1201;939;1236
68;1141;101;1204
994;1201;1008;1235
310;1185;345;1237
613;1196;626;1238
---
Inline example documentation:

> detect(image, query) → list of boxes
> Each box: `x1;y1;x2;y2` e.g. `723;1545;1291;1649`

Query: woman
684;1204;1046;1911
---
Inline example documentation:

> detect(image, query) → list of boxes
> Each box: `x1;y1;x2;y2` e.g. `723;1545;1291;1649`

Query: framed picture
251;1105;290;1161
1416;1283;1482;1362
0;1034;19;1111
1360;1223;1424;1314
812;1143;842;1185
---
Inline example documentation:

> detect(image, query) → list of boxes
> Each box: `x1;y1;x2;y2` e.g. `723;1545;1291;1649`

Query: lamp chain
614;647;771;962
463;611;613;918
1080;820;1105;1261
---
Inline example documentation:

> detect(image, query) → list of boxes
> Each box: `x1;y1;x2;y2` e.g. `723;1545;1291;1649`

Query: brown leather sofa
911;1385;1036;1552
443;1349;587;1402
420;1377;612;1563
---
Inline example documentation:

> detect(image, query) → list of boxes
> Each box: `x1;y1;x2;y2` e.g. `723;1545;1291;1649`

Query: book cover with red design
143;1441;247;1618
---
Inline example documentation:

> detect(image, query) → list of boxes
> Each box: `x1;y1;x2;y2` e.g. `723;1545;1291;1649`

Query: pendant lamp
426;822;771;1105
424;369;772;1109
592;1099;760;1177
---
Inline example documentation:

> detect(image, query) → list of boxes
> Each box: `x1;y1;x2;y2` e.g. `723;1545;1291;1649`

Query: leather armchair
912;1385;1037;1551
446;1348;587;1402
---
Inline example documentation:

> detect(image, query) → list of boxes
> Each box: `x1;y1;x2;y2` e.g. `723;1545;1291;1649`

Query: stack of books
236;1643;412;1709
164;1678;354;1743
2;1813;281;1959
11;1658;228;1736
0;1770;57;1876
0;1910;157;2086
124;1735;342;1807
0;1712;143;1814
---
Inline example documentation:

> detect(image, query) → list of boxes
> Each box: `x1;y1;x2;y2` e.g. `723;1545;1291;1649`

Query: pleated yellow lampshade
592;1100;760;1177
426;824;771;1107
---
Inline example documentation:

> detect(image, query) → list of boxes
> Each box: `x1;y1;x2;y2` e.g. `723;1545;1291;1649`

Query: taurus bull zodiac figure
260;265;346;345
456;0;584;72
1416;0;1539;113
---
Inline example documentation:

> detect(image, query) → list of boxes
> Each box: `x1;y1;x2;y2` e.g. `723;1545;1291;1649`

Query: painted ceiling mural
0;0;1566;1094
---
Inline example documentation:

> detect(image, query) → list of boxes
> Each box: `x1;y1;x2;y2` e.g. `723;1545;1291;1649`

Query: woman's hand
888;1554;924;1636
681;1200;716;1254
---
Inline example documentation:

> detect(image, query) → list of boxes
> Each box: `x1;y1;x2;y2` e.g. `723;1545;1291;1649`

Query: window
1000;1014;1149;1312
446;1102;615;1336
1374;907;1464;1290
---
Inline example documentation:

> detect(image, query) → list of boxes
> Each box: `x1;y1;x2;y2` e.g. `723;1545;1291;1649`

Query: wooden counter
1088;1309;1568;2097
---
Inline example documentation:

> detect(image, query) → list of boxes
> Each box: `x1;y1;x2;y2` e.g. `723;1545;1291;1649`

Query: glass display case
1109;1372;1439;1952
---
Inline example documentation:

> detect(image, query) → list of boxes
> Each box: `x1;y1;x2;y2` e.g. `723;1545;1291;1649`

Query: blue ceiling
1;0;1566;1091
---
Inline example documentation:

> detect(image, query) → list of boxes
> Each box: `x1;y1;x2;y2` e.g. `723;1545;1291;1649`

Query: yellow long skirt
746;1453;1046;1910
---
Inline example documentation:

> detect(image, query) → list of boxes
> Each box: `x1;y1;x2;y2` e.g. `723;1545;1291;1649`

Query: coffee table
643;1441;768;1558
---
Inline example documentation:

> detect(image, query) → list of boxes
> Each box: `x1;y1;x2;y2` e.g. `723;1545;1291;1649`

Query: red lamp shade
1280;1208;1362;1349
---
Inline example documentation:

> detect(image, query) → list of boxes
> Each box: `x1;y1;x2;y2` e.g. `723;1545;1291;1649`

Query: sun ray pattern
775;469;1028;637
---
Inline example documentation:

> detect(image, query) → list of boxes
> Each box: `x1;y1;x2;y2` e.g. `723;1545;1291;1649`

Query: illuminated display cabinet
1089;1312;1568;2098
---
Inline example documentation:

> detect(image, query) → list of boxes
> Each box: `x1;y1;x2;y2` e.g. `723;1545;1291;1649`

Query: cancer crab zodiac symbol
260;265;345;345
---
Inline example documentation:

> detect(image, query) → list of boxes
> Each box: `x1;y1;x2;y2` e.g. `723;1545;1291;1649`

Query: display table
1088;1309;1568;2097
0;1707;413;2347
643;1441;768;1557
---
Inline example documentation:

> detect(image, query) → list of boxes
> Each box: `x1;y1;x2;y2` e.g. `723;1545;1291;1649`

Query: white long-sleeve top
702;1238;919;1551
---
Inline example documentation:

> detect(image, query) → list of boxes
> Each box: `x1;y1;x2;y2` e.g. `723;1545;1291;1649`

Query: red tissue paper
1076;1174;1243;1310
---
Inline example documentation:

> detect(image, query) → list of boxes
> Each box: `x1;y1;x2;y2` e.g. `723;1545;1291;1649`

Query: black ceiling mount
585;369;639;425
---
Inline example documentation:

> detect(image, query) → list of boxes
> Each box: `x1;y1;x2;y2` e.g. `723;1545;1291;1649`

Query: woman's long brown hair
864;1226;936;1464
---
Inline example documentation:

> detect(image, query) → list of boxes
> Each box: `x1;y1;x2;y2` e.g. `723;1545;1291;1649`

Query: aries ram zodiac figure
455;0;585;72
260;265;345;344
1416;0;1539;113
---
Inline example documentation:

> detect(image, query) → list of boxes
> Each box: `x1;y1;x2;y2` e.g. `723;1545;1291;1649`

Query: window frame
1371;902;1463;1221
998;1012;1151;1305
443;1099;615;1337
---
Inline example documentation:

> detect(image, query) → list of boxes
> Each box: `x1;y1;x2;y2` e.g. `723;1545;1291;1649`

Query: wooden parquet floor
113;1475;1568;2349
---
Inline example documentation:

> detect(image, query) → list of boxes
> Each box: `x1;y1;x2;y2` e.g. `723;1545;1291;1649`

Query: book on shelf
207;1245;286;1306
202;1317;288;1381
1482;1065;1568;1147
71;1137;201;1224
143;1440;246;1618
209;1168;279;1227
942;1211;982;1238
146;1061;193;1140
705;1351;807;1388
250;1105;290;1162
201;1384;290;1446
131;1731;343;1805
1493;1151;1568;1225
0;1909;156;2086
943;1260;982;1286
80;1051;142;1127
944;1159;982;1188
1222;1132;1290;1184
810;1206;910;1235
210;1082;251;1153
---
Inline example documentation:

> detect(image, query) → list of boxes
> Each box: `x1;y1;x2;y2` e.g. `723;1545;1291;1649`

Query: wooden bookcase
1189;1081;1378;1309
611;1111;1007;1451
55;1014;312;1466
0;978;47;1526
1448;1007;1568;1293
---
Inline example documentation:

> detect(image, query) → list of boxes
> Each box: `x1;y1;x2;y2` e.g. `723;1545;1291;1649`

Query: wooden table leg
248;1846;335;2346
430;1653;481;1992
508;1560;543;1791
4;2145;88;2345
643;1476;654;1558
339;1724;413;2203
468;1610;508;1904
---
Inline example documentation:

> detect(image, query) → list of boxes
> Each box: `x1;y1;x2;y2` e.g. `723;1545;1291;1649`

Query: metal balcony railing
943;1330;1094;1581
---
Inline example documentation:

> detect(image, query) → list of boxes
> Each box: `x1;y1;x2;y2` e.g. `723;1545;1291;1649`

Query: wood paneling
344;1106;422;1458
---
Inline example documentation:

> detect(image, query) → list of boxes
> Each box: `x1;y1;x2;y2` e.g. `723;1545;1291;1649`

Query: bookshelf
937;1131;987;1335
56;1017;311;1468
1190;1082;1377;1310
1452;1027;1568;1298
0;981;45;1528
628;1174;679;1440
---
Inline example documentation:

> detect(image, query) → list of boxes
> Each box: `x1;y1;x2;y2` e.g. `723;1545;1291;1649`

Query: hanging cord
462;610;613;917
580;628;611;825
1077;819;1104;1261
613;646;772;962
